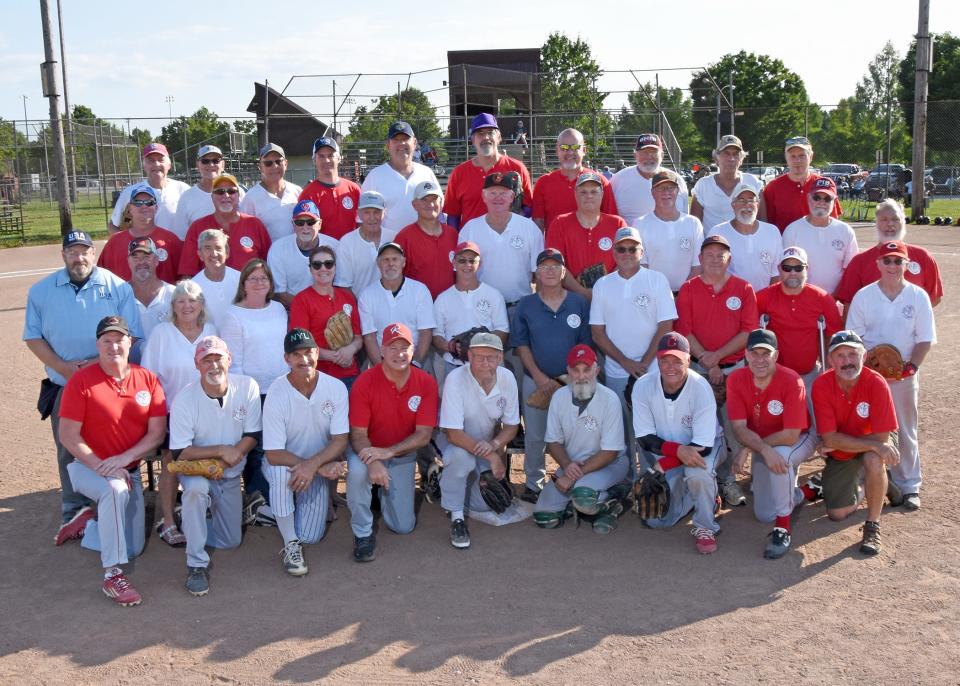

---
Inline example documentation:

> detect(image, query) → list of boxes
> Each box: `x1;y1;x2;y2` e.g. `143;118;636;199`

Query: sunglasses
615;246;638;254
199;158;222;165
130;199;156;207
294;219;318;226
260;158;285;167
310;260;336;270
811;194;834;202
780;264;805;272
213;188;239;196
559;144;582;151
882;257;905;265
456;257;479;264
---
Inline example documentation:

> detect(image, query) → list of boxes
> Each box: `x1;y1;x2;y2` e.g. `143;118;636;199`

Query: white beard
571;379;597;401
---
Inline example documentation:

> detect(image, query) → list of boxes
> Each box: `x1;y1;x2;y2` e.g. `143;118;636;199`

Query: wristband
902;362;918;378
662;441;680;459
658;455;682;471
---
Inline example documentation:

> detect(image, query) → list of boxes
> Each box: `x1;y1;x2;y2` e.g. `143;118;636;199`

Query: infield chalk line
0;268;58;280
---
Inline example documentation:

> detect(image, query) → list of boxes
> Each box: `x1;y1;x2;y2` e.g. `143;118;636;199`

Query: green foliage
130;127;152;149
347;87;445;164
897;31;960;154
0;118;27;174
232;119;256;136
617;85;711;163
159;107;232;162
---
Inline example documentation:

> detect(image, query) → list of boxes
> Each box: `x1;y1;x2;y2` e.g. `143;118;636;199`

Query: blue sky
2;0;957;138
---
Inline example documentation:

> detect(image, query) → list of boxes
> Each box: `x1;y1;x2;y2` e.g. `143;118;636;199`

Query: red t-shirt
98;227;183;284
531;168;619;228
59;363;167;468
288;287;361;379
544;212;626;279
179;214;272;276
442;155;534;225
675;275;758;364
812;367;898;460
394;222;459;299
834;243;943;304
298;178;361;240
726;364;809;438
756;283;842;375
762;173;843;233
349;364;438;448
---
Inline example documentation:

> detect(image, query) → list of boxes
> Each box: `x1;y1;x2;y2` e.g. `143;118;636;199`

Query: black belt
693;357;738;370
506;301;520;308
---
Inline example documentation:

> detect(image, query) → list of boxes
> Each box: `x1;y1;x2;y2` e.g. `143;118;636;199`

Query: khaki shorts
822;454;864;509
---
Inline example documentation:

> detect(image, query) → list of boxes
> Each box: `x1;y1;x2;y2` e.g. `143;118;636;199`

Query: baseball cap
483;171;519;193
651;169;680;188
258;143;285;159
413;180;443;200
810;177;837;199
470;113;499;134
717;134;744;151
312;137;340;154
129;183;158;200
128;236;157;255
292;200;320;219
96;315;129;339
700;234;731;252
536;248;565;266
194;335;230;363
381;322;414;347
828;330;865;354
746;328;778;352
377;242;405;258
656;332;690;360
142;142;169;158
635;133;662;150
614;226;641;244
879;240;909;259
732;182;759;200
780;246;808;266
566;344;597;368
469;332;503;352
784;136;812;152
358;190;386;211
387;121;415;139
197;145;223;159
575;171;603;188
455;240;481;256
211;173;239;189
62;230;93;249
284;328;318;354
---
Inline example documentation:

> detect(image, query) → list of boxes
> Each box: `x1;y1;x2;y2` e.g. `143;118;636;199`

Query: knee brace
571;487;601;515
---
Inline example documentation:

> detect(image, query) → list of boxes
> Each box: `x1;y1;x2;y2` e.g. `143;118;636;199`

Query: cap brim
748;343;777;352
657;350;690;360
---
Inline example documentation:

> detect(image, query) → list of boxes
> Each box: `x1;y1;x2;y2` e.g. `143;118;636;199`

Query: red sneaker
692;527;718;555
102;573;142;607
54;507;94;546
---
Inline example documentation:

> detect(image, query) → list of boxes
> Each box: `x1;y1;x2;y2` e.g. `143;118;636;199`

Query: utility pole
22;95;28;142
56;0;76;203
728;71;735;135
39;0;72;233
911;0;931;220
165;95;174;123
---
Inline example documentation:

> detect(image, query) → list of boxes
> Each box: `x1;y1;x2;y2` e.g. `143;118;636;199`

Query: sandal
156;519;187;547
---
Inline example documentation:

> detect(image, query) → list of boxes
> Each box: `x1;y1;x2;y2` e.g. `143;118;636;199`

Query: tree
159;107;232;167
616;85;711;165
897;31;960;158
0;118;27;175
130;127;153;149
347;88;446;162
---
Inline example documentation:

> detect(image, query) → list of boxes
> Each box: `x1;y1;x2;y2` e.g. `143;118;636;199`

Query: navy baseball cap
377;242;405;258
635;133;662;150
63;230;93;249
700;235;731;252
657;332;690;360
312;137;340;154
828;330;864;354
483;171;519;193
96;315;130;339
388;121;415;139
747;328;777;351
284;328;318;354
293;200;320;219
536;248;565;266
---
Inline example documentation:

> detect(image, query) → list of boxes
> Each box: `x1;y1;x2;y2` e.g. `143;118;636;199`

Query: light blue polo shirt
23;266;142;385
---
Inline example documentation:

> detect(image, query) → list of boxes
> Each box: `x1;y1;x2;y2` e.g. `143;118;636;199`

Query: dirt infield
1;225;959;685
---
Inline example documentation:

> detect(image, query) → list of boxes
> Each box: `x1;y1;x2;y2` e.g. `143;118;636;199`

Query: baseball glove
324;311;354;350
865;343;905;380
632;468;670;520
478;469;513;514
525;374;568;411
451;326;490;363
578;262;607;289
167;458;224;480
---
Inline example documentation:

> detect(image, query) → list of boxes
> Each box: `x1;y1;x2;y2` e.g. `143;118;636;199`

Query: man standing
335;192;399;298
24;231;142;536
727;329;817;559
763;136;841;233
57;316;167;606
239;143;303;242
267;200;339;308
443;113;534;229
690;135;765;231
109;142;190;235
298;137;361;240
190;229;241;328
706;183;783;292
782;178;857;295
263;329;349;576
438;333;520;548
347;323;439;562
610;134;688;226
173;145;246;238
169;336;262;596
532;128;618;230
361;121;440;234
395;181;459;299
812;331;900;555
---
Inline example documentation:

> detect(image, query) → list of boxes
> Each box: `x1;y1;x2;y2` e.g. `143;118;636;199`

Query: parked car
928;166;959;195
821;163;862;183
743;166;779;186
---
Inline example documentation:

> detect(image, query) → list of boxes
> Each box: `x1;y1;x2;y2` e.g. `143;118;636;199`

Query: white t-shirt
634;212;705;291
590;268;677;378
707;221;783;292
192;267;241;330
545;383;626;462
169;374;262;479
782;217;858;295
172;186;211;239
140;320;219;404
458;214;544;304
692;173;761;233
610;166;688;225
134;283;176;341
267;233;340;297
847;282;936;362
111;178;191;234
632;367;719;447
218;301;289;390
360;162;440;234
439;365;520;442
239;180;303;242
358;277;436;337
433;282;509;366
333;226;399;296
262;372;350;459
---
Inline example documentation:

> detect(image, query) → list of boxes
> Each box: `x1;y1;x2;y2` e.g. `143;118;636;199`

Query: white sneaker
281;540;308;576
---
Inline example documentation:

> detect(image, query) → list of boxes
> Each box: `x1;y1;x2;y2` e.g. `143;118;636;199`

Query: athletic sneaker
692;527;718;555
102;572;142;607
353;535;376;563
719;480;747;507
902;493;921;511
281;540;308;576
519;487;540;504
804;474;824;502
860;521;882;555
185;567;210;596
242;491;266;527
450;518;470;548
886;471;904;506
55;506;93;546
424;463;443;504
253;506;276;527
763;527;791;560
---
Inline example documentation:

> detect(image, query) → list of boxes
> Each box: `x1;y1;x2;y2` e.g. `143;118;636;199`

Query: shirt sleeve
690;380;718;448
508;302;531;348
845;290;867;338
491;289;509;333
438;374;465;430
632;382;658;439
441;167;463;217
519;163;534;209
529;226;545;273
218;311;245;375
833;254;861;303
243;377;263;433
544;393;565;444
168;390;197;451
600;177;619;216
261;386;289;451
288;292;309;331
655;275;679;322
690;219;705;266
348;374;373;429
811;377;838;436
416;284;437;330
914;290;937;345
673;283;693;336
415;374;439;428
267;245;287;293
178;224;202;276
531;176;547;221
724;373;749;422
588;282;606;326
599;394;626;452
781;375;809;431
841;228;858;268
358;289;377;336
116;282;144;339
738;284;759;334
58;373;88;422
330;380;350;435
22;284;44;340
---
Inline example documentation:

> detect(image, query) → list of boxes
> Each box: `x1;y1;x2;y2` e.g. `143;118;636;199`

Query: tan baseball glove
525;374;568;410
865;343;905;381
167;458;224;480
324;311;354;350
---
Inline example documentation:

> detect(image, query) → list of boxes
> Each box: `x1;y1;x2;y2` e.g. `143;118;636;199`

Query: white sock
275;513;298;545
451;510;464;521
104;567;122;579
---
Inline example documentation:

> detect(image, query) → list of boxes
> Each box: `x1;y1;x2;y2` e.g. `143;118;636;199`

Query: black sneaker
902;493;920;511
859;521;882;556
450;518;470;549
519;487;540;504
185;566;210;596
242;491;265;527
353;534;376;562
763;527;791;560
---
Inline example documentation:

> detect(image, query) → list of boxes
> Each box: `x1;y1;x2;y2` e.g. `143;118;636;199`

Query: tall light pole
39;0;72;232
165;95;175;124
22;95;28;142
56;0;76;202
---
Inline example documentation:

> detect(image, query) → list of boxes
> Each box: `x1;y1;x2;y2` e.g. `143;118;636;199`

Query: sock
104;567;122;579
800;484;818;501
451;510;464;521
775;515;791;532
275;513;298;545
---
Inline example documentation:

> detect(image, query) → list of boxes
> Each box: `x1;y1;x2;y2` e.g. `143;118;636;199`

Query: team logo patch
510;235;525;250
156;310;169;322
681;414;693;428
155;247;168;262
598;237;613;251
239;236;254;249
856;401;870;419
907;260;921;275
448;251;455;263
342;196;354;210
767;400;784;416
902;305;914;319
582;415;599;432
321;400;336;417
496;397;507;411
759;250;773;265
135;390;151;407
679;237;691;252
566;314;581;328
476;298;491;315
831;239;845;251
342;303;353;316
233;406;247;422
726;296;742;311
634;294;650;309
408;395;422;411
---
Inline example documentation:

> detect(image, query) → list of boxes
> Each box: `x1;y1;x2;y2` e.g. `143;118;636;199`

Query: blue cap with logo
63;230;93;249
312;137;340;154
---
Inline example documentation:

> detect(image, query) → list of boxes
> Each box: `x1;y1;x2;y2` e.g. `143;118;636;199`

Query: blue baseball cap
62;230;93;248
312;137;339;154
293;200;320;219
470;113;499;134
388;121;415;139
129;183;158;200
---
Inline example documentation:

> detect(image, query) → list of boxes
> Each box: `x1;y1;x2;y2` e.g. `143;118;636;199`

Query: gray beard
571;380;596;402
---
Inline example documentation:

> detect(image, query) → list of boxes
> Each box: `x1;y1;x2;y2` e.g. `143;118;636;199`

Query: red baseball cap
656;332;691;360
566;344;597;368
381;322;414;347
142;142;169;158
810;177;837;199
455;241;481;256
879;240;908;259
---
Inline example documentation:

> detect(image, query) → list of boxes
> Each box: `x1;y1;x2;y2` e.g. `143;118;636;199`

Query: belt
692;357;739;370
506;301;520;308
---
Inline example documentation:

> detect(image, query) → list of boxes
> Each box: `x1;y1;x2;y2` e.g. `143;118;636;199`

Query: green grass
15;196;113;246
840;197;960;223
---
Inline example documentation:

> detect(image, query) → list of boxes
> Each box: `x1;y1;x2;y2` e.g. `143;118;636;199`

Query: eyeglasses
615;246;638;254
811;194;834;202
456;257;479;264
294;219;317;226
882;257;905;266
558;144;582;151
780;264;805;272
199;158;223;165
246;276;271;283
130;199;156;207
733;197;758;205
538;264;563;272
213;188;239;195
260;158;285;167
310;260;336;270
